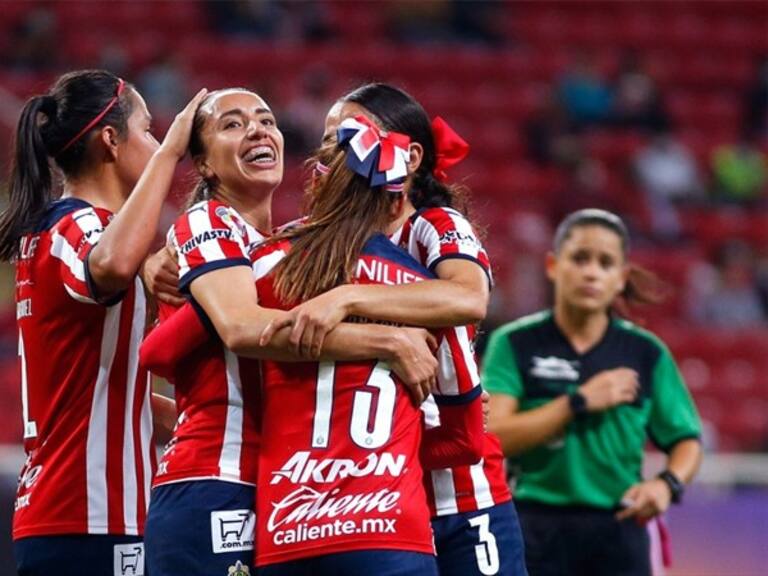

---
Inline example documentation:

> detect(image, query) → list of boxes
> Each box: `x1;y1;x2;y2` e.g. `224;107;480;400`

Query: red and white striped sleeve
49;206;114;304
168;200;251;293
420;326;484;469
410;207;492;286
432;326;482;403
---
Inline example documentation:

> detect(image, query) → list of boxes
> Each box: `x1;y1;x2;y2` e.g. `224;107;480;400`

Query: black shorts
516;501;651;576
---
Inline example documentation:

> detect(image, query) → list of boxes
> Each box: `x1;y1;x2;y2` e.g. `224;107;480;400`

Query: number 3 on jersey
311;360;396;450
469;513;500;575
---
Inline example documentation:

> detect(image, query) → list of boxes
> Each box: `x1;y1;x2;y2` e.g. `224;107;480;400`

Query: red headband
431;116;469;182
58;78;126;155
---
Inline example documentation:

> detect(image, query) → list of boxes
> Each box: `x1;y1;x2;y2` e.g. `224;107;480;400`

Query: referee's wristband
657;470;685;504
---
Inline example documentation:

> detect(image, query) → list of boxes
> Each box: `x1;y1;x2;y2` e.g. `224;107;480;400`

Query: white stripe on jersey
218;349;244;480
469;459;494;509
421;395;440;429
436;326;479;395
170;227;189;280
50;232;86;281
416;221;441;268
121;280;145;535
86;302;122;533
139;370;153;511
189;206;227;263
63;284;97;304
431;468;459;515
73;207;105;245
252;249;287;281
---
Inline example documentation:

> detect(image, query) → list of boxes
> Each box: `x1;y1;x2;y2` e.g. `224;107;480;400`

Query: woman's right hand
158;88;208;159
579;368;639;412
387;327;439;405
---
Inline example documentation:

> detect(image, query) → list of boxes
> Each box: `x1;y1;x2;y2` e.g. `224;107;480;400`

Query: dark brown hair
554;208;668;312
0;70;133;260
271;142;400;304
341;82;470;213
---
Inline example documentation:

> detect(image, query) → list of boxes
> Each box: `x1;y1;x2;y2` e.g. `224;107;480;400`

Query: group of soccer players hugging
5;66;702;576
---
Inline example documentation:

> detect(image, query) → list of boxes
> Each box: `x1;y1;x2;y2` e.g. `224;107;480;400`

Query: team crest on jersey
215;205;248;238
530;356;580;380
227;561;250;576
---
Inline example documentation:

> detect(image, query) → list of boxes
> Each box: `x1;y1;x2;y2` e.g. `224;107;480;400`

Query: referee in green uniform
484;209;702;576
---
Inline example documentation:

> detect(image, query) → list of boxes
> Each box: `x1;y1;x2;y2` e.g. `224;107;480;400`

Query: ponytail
0;69;131;261
613;264;670;319
410;169;469;214
0;96;57;261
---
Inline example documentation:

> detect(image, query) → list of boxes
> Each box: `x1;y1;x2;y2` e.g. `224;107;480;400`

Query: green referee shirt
482;310;701;509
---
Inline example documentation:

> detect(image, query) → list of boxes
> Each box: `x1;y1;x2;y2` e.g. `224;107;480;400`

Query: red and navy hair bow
337;115;411;191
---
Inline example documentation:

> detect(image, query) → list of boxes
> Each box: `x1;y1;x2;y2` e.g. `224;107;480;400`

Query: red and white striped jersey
390;206;493;287
153;199;265;488
168;199;267;294
392;206;511;516
13;198;154;540
253;234;479;566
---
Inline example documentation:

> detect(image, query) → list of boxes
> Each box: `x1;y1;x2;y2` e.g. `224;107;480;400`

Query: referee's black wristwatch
657;470;685;504
568;390;589;418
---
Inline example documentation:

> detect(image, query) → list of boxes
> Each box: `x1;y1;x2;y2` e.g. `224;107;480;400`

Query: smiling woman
141;88;284;576
140;88;440;576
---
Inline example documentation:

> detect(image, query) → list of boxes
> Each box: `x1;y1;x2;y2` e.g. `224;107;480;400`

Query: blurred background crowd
0;1;766;574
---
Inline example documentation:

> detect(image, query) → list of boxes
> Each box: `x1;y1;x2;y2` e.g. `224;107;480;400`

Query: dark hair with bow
0;70;133;261
270;138;402;303
341;83;469;212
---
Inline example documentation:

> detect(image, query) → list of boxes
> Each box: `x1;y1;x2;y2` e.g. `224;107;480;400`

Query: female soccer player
262;83;527;576
484;209;703;576
0;69;206;575
139;88;439;576
249;114;486;575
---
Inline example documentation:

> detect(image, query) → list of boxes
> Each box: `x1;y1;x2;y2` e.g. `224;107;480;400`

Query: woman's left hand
259;286;352;358
615;479;672;522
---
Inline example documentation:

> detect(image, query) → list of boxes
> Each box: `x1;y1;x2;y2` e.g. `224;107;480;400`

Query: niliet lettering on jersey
356;257;424;285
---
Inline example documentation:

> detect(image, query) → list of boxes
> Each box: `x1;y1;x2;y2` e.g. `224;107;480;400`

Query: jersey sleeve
481;325;525;398
420;396;484;469
168;201;251;294
432;326;483;406
49;206;119;305
412;207;492;286
647;344;702;452
140;301;215;379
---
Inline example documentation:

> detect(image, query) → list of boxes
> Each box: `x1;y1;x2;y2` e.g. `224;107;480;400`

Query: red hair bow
431;116;469;182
